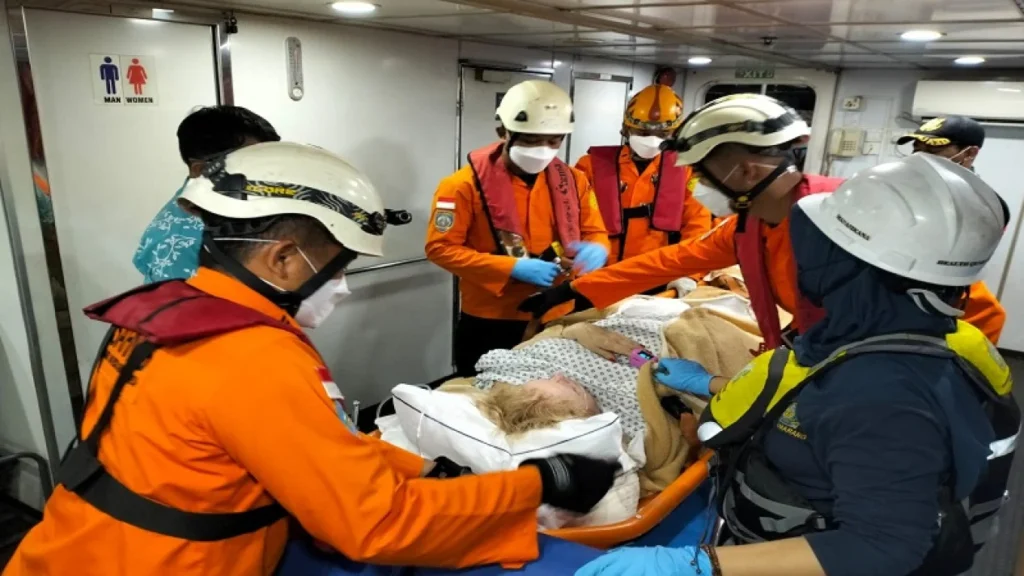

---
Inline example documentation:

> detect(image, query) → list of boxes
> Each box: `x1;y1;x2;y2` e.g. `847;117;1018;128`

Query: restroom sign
90;54;159;106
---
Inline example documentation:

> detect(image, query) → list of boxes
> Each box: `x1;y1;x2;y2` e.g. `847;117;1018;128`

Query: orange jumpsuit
572;215;1006;344
575;147;711;264
425;160;609;321
5;268;543;576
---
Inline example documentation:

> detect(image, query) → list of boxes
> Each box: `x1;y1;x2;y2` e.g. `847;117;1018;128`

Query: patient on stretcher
445;376;600;435
378;287;768;530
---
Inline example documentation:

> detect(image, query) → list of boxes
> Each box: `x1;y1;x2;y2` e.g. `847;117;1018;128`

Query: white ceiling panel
860;41;1024;54
467;29;659;44
750;41;873;54
584;4;780;29
686;25;829;44
168;0;488;19
528;0;709;7
381;12;584;36
831;22;1024;43
572;44;725;58
20;0;1024;70
727;0;1021;24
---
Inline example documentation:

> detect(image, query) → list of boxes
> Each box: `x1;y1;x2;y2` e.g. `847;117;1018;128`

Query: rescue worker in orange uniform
425;80;610;376
520;94;1006;346
575;84;712;266
4;142;619;576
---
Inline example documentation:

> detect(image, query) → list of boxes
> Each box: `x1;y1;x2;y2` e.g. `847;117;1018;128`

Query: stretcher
276;534;605;575
544;451;712;549
279;288;718;575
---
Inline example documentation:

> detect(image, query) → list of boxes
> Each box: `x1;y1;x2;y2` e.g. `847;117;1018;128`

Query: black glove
520;454;620;513
425;456;473;479
518;282;589;318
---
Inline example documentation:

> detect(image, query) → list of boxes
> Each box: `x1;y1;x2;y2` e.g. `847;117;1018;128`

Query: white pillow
612;296;691;319
388;384;626;473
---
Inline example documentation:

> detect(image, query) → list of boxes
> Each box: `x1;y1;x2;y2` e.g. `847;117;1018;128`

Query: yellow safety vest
699;320;1011;449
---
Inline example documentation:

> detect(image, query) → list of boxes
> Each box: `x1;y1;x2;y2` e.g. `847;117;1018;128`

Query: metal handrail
346;256;429;276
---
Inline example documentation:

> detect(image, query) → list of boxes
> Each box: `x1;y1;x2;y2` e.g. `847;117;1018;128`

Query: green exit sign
735;68;776;79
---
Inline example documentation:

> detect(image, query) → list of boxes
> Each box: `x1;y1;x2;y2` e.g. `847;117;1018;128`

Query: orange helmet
623;85;684;132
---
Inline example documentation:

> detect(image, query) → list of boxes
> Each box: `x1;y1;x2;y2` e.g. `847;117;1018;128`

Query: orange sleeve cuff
364;435;428;478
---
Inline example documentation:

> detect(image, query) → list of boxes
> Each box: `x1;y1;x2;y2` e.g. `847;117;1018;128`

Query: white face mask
509;145;559;174
692;165;739;217
213;237;350;328
628;135;665;160
692;183;736;217
295;275;351;328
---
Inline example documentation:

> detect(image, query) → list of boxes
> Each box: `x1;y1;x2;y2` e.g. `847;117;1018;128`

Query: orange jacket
572;214;1006;344
425;154;610;321
5;269;542;576
575;147;711;265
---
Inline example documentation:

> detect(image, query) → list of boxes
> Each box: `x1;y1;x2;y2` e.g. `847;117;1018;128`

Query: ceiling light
954;56;985;66
688;56;712;65
900;30;942;42
331;1;378;15
998;87;1021;93
152;8;174;15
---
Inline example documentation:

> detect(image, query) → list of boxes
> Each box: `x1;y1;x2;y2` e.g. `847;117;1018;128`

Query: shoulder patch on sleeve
434;210;455;233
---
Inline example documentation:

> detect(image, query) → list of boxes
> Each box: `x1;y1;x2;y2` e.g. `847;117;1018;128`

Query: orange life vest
58;281;308;541
587;145;687;236
467;142;580;255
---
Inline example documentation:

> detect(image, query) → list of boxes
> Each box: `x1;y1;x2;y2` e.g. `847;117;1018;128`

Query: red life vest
467;142;580;254
734;175;844;348
84;280;309;346
588;145;687;236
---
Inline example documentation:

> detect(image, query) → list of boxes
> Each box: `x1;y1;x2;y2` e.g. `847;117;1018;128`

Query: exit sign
735;68;775;79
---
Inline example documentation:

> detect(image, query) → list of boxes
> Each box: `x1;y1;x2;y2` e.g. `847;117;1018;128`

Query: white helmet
798;152;1006;287
179;141;386;257
672;94;810;166
496;80;574;135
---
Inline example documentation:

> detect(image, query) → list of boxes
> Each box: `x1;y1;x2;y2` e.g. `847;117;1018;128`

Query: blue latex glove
511;258;561;287
654;358;713;396
570;241;609;274
575;546;712;576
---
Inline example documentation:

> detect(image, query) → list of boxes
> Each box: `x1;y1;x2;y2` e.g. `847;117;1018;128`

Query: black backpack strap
56;338;286;541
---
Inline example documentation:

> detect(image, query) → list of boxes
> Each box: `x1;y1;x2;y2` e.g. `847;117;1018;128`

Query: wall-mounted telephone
829;128;865;158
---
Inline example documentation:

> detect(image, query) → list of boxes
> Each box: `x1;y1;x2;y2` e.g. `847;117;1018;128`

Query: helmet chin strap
697;156;795;233
907;288;966;318
201;231;357;316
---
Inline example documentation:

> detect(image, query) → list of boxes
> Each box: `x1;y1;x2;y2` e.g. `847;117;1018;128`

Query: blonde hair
442;382;596;435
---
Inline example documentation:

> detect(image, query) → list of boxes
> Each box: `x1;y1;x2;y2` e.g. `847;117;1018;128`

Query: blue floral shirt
133;181;203;283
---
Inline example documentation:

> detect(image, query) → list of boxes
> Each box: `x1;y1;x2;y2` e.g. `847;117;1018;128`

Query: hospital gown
474;309;684;440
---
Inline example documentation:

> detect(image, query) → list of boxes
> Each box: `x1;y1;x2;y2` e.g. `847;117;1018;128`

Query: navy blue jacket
760;206;995;576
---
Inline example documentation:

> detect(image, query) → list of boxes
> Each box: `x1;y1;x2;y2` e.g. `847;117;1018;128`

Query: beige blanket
443;289;766;494
639;305;761;492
